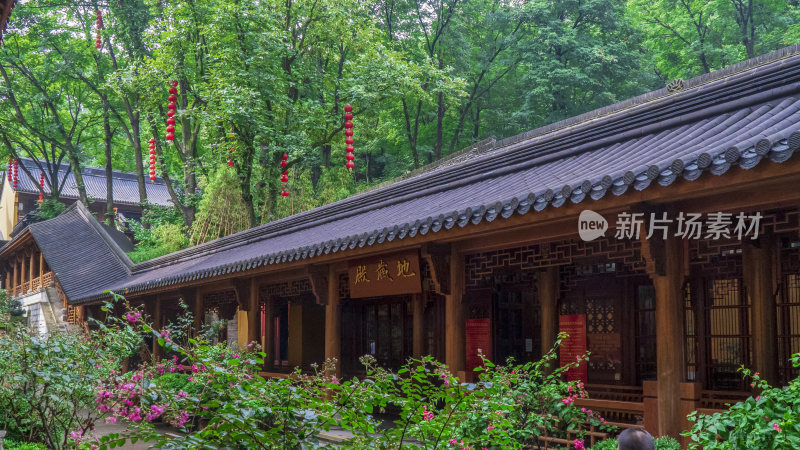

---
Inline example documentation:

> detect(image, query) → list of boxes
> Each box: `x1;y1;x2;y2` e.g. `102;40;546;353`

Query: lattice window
705;278;750;391
203;290;237;320
778;247;800;384
635;285;657;382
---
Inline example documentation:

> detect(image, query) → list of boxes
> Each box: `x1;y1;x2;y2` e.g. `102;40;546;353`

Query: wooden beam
539;266;560;359
232;278;251;311
743;237;779;384
325;264;342;377
422;243;451;295
413;293;424;358
445;245;465;378
640;213;687;438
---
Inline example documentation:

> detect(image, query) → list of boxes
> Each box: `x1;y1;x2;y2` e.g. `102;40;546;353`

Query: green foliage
685;356;800;448
128;203;189;262
31;199;68;221
1;440;49;450
0;289;24;326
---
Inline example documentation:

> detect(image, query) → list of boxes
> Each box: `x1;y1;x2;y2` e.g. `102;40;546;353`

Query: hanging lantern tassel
344;104;354;170
148;138;156;182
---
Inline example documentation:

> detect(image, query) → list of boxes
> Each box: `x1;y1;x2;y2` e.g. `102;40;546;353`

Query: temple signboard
348;250;422;298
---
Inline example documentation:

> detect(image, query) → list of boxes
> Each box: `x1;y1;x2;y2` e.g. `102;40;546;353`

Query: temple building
5;45;800;440
0;159;173;239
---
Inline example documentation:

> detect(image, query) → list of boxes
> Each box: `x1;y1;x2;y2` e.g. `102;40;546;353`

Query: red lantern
345;137;354;145
168;94;177;102
167;118;175;125
282;153;288;160
344;104;352;113
280;160;287;168
281;175;288;182
167;102;176;110
345;112;353;121
170;80;178;87
346;153;355;161
344;121;353;129
149;138;155;144
345;129;353;137
166;133;175;141
346;161;355;169
169;86;177;95
346;145;355;152
149;149;155;156
167;110;175;118
166;125;175;133
281;190;289;197
227;160;233;167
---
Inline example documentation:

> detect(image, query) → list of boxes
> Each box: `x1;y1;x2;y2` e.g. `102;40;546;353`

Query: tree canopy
1;0;798;256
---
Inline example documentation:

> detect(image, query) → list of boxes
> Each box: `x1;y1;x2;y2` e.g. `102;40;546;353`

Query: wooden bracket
422;243;451;295
307;265;329;305
634;204;689;279
231;278;251;311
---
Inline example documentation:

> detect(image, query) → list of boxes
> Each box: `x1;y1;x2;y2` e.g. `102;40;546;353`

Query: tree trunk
66;151;89;206
473;102;481;141
103;100;115;226
433;56;445;161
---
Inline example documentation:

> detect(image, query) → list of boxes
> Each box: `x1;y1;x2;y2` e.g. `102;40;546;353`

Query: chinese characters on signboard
347;251;422;298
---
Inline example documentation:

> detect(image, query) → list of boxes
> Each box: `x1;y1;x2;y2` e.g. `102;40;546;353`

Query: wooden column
5;270;10;291
12;257;17;293
539;266;559;357
743;238;778;384
39;251;43;280
247;278;260;347
193;290;203;336
152;297;163;361
20;255;26;293
28;252;34;288
263;295;274;370
413;293;425;358
324;265;341;377
445;245;465;378
642;228;687;438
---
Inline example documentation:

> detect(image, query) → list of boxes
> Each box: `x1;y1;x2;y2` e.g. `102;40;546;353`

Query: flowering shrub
0;310;128;449
685;355;800;449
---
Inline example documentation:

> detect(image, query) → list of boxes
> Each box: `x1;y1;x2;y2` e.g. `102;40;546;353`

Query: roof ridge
130;45;800;273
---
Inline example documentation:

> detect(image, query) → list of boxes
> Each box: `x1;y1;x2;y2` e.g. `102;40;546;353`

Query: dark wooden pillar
5;270;10;291
152;297;163;361
247;278;260;347
263;295;274;370
20;255;26;293
325;265;341;377
743;238;778;384
642;227;687;438
28;252;34;288
539;266;559;357
445;245;465;378
39;251;43;280
12;257;17;293
193;290;203;336
413;293;424;358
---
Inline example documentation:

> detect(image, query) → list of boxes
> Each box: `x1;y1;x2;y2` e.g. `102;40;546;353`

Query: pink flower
202;406;209;411
422;405;435;420
191;364;199;373
188;376;194;382
774;423;782;432
177;391;189;398
756;396;761;402
331;376;339;385
581;408;586;413
450;439;457;445
176;411;190;427
486;425;495;431
573;439;585;449
69;430;83;442
105;417;117;424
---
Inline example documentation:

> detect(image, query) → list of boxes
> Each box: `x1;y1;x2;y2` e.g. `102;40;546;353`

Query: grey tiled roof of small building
33;44;800;304
9;159;172;206
26;203;132;302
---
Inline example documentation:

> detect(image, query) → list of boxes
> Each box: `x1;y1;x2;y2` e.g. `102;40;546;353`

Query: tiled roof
26;45;800;304
25;203;132;302
9;159;172;206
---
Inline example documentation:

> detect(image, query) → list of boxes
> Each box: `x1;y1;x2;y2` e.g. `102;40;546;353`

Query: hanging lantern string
166;80;177;142
344;104;354;171
280;153;289;197
95;10;103;50
148;137;156;182
39;171;45;200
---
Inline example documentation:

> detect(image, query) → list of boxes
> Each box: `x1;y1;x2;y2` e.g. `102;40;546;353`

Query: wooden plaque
347;250;422;298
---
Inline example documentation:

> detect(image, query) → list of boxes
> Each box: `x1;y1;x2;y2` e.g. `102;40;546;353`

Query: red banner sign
465;318;492;381
559;315;588;383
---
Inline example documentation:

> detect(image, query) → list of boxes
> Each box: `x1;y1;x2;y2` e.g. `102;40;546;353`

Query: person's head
617;428;655;450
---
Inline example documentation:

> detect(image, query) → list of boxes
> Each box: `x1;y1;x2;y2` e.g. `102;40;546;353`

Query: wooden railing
700;389;751;410
8;272;54;297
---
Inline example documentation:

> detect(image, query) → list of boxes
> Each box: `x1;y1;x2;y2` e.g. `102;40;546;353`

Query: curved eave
71;137;799;305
